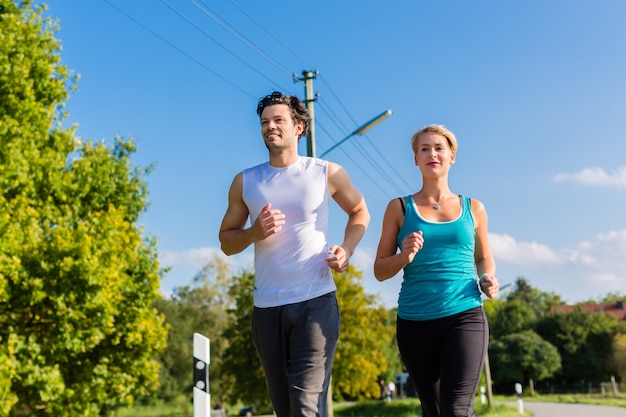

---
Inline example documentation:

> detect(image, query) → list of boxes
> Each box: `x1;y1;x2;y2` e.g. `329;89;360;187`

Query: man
219;91;370;417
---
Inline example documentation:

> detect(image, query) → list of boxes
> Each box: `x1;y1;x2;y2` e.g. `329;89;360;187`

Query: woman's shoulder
388;194;413;210
382;196;410;225
466;196;487;217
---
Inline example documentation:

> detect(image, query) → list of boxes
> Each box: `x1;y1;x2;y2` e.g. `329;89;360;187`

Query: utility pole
484;351;494;408
295;70;318;157
299;69;334;417
295;69;335;417
290;70;390;417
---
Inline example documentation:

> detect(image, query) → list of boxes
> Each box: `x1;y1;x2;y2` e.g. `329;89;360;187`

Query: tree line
154;257;401;413
1;1;624;415
1;2;166;416
486;277;626;395
155;261;626;412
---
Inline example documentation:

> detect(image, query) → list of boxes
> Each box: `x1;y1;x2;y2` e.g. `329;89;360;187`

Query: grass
333;399;521;417
114;398;521;417
522;392;626;408
113;393;626;417
115;397;192;417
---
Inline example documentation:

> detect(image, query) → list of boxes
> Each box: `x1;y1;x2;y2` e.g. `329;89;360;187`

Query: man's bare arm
326;162;370;271
219;173;286;255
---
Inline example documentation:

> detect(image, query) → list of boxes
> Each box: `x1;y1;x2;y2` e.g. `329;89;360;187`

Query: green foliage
524;392;626;408
484;278;624;393
490;300;537;339
611;333;626;383
334;399;424;417
380;307;403;382
599;292;626;304
333;266;395;400
333;398;520;417
154;256;233;404
215;264;399;408
536;308;619;383
482;297;501;326
505;277;564;317
220;269;270;410
112;397;528;417
0;1;167;415
131;258;625;408
490;330;561;390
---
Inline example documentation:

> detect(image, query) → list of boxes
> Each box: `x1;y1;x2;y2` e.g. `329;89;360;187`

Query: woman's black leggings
397;307;488;417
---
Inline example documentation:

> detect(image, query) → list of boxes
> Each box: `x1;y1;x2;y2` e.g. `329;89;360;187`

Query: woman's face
414;132;456;176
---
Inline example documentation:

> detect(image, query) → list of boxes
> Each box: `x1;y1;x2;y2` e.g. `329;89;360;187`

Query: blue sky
42;0;626;307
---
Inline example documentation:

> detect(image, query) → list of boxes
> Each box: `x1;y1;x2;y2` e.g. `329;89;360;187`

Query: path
523;401;626;417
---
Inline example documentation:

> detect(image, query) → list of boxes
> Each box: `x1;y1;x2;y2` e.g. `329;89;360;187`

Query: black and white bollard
194;333;211;417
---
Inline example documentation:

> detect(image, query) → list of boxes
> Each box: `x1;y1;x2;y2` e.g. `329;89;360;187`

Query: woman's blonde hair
410;125;458;154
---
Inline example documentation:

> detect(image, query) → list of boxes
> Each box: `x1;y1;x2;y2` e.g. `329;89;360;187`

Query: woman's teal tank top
397;195;482;321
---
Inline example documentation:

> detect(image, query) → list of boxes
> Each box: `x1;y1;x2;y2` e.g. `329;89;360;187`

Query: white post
515;383;523;415
611;375;619;396
194;333;211;417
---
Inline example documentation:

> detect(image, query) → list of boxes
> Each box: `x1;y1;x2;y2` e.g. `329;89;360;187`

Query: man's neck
269;149;300;168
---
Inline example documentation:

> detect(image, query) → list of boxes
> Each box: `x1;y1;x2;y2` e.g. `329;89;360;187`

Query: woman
374;125;499;417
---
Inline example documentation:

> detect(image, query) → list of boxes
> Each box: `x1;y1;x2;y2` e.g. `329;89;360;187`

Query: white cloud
554;166;626;189
357;230;626;305
489;233;562;266
160;247;222;269
571;230;626;287
158;230;626;306
159;247;254;294
489;229;626;302
351;246;376;270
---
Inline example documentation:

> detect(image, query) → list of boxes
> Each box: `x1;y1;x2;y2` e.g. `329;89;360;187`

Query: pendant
433;204;440;210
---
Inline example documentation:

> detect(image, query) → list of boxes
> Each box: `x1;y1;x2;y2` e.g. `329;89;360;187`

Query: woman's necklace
432;195;450;210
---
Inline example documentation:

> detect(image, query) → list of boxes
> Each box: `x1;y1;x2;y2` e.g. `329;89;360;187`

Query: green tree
490;300;537;339
380;307;403;384
220;269;269;410
219;264;396;407
506;277;563;317
333;265;394;400
154;255;232;404
482;297;501;327
610;333;626;383
536;307;619;384
599;292;626;304
489;330;561;393
0;2;167;415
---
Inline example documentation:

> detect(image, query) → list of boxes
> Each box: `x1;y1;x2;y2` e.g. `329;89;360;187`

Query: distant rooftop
551;300;625;320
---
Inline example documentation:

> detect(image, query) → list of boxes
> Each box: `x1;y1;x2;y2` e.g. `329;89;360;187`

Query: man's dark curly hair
257;91;310;139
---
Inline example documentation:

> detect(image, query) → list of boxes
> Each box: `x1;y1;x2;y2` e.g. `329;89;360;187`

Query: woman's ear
414;153;419;166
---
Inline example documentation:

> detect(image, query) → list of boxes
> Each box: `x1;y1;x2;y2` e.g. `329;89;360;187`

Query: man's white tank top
242;156;336;308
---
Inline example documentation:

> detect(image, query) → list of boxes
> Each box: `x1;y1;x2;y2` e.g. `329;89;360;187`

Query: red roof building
551;300;625;320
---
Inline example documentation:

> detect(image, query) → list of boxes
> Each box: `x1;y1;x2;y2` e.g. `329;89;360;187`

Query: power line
190;0;294;77
101;0;257;99
362;136;413;192
103;0;409;202
315;94;409;197
318;75;413;193
159;0;289;92
228;0;315;71
310;86;408;198
314;120;390;209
